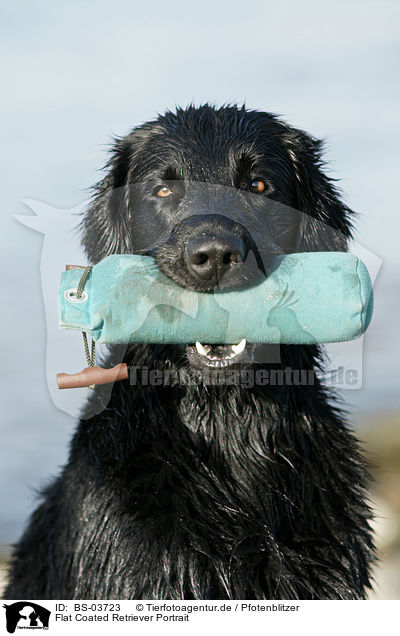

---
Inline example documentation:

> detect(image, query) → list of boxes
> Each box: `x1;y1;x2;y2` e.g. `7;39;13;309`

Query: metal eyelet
65;288;88;304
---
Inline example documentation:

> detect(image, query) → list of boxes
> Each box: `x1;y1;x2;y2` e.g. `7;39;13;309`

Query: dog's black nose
185;234;247;282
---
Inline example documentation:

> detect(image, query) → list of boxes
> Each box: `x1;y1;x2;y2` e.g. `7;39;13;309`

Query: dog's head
82;104;354;371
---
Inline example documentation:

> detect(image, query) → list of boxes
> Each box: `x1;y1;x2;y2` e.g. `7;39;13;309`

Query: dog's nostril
223;251;241;265
192;252;209;266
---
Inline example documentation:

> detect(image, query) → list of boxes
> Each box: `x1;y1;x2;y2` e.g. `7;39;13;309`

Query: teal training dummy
58;252;373;345
56;252;373;388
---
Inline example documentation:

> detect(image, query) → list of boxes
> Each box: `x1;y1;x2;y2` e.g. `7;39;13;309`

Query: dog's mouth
185;339;253;368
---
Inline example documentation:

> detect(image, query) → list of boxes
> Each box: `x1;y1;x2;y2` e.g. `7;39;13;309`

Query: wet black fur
5;105;375;599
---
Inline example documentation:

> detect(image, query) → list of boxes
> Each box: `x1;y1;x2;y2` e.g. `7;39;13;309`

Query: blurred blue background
1;0;399;597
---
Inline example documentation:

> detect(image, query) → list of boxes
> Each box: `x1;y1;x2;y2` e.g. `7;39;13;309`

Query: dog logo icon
2;602;50;633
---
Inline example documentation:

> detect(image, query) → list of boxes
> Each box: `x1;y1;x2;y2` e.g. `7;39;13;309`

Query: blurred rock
358;411;400;599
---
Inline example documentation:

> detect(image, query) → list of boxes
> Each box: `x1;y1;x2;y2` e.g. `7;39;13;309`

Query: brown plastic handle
57;363;128;389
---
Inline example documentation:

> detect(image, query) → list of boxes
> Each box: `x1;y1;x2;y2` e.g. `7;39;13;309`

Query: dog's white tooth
231;338;246;354
195;341;208;356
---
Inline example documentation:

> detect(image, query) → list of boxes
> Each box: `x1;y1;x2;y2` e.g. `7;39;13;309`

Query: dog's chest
70;446;277;598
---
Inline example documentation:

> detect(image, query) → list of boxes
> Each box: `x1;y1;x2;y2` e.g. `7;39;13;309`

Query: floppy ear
81;136;134;263
284;129;355;252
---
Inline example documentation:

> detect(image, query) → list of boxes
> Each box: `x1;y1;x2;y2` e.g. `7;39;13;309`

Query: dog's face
83;105;353;371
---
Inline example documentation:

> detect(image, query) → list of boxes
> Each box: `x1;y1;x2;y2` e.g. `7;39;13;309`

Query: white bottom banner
1;600;398;635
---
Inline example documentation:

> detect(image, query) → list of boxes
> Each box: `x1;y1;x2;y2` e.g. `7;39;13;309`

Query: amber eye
250;180;266;193
156;186;173;198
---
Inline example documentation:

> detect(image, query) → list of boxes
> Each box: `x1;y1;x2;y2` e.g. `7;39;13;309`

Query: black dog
5;105;375;599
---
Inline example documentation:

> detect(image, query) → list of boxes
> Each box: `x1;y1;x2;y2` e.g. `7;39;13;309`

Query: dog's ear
81;136;134;262
284;129;355;251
